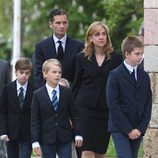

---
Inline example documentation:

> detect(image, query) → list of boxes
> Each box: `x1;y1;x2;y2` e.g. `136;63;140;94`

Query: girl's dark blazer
0;80;33;141
106;63;152;135
31;85;80;144
72;51;122;109
33;36;84;89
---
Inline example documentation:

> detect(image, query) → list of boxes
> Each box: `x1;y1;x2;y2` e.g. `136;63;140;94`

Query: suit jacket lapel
45;36;57;58
90;53;99;68
136;68;143;89
64;36;70;54
122;63;142;87
90;52;108;68
43;86;55;112
11;81;21;110
121;64;136;86
64;37;72;62
22;83;33;110
57;85;63;111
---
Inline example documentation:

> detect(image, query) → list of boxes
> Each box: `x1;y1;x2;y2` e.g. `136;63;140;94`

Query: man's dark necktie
18;87;24;109
52;90;58;111
131;69;136;84
57;41;64;61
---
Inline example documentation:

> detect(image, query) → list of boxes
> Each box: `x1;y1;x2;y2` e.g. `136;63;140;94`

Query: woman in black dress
72;21;122;158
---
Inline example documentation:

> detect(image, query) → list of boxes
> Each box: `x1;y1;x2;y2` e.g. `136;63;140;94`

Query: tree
0;0;143;59
0;0;12;60
102;0;143;51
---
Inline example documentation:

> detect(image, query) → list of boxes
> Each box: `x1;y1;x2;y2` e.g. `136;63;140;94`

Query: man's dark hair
49;8;68;22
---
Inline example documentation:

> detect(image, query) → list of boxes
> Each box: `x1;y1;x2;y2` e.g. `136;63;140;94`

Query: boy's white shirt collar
16;80;28;92
46;83;60;100
124;60;137;73
46;83;59;92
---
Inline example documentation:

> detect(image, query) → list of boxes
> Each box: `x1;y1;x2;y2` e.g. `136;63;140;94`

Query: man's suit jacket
31;85;80;144
0;80;33;141
33;36;84;89
106;63;152;135
0;59;10;96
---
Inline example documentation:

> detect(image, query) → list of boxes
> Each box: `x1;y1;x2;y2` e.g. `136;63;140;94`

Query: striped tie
18;87;24;109
52;90;58;111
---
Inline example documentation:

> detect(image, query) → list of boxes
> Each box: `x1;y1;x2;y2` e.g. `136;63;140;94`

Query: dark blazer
0;80;33;141
106;63;152;135
31;85;80;144
0;59;10;96
33;36;84;89
72;51;122;109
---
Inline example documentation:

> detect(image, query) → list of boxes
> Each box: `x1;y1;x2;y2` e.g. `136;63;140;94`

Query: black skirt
79;106;110;154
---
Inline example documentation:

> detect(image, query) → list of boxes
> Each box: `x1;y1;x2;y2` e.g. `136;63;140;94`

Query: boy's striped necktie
18;87;24;108
52;90;58;111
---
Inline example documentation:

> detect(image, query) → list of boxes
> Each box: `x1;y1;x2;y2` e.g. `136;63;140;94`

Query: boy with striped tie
0;58;33;158
31;59;83;158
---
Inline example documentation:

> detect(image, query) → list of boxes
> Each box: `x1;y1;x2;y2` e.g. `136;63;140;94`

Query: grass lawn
106;137;143;157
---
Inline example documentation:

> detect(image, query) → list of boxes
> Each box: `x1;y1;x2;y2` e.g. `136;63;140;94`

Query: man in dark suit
33;8;84;89
0;59;10;158
0;58;33;158
106;36;152;158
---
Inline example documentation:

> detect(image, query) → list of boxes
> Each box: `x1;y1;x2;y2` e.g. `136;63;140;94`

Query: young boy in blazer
106;35;152;158
31;59;83;158
0;58;33;158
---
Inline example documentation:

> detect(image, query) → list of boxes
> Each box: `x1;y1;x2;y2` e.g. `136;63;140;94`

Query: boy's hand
0;135;10;142
128;130;137;139
74;135;83;147
128;129;141;139
33;147;41;156
134;129;141;137
75;139;83;147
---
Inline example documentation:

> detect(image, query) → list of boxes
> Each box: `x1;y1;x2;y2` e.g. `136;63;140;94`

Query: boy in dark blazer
0;58;33;158
31;59;82;158
106;35;152;158
33;8;84;89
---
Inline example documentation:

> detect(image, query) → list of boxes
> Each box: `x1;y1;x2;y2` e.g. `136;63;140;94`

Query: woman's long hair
84;21;113;60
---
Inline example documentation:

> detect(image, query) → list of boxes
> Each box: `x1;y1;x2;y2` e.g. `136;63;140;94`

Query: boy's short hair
59;78;70;88
121;35;144;57
15;57;32;71
49;8;68;22
42;59;61;73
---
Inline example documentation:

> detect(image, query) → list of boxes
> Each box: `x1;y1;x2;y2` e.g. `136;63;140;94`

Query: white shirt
46;83;59;101
53;34;67;53
124;61;137;80
16;80;28;98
